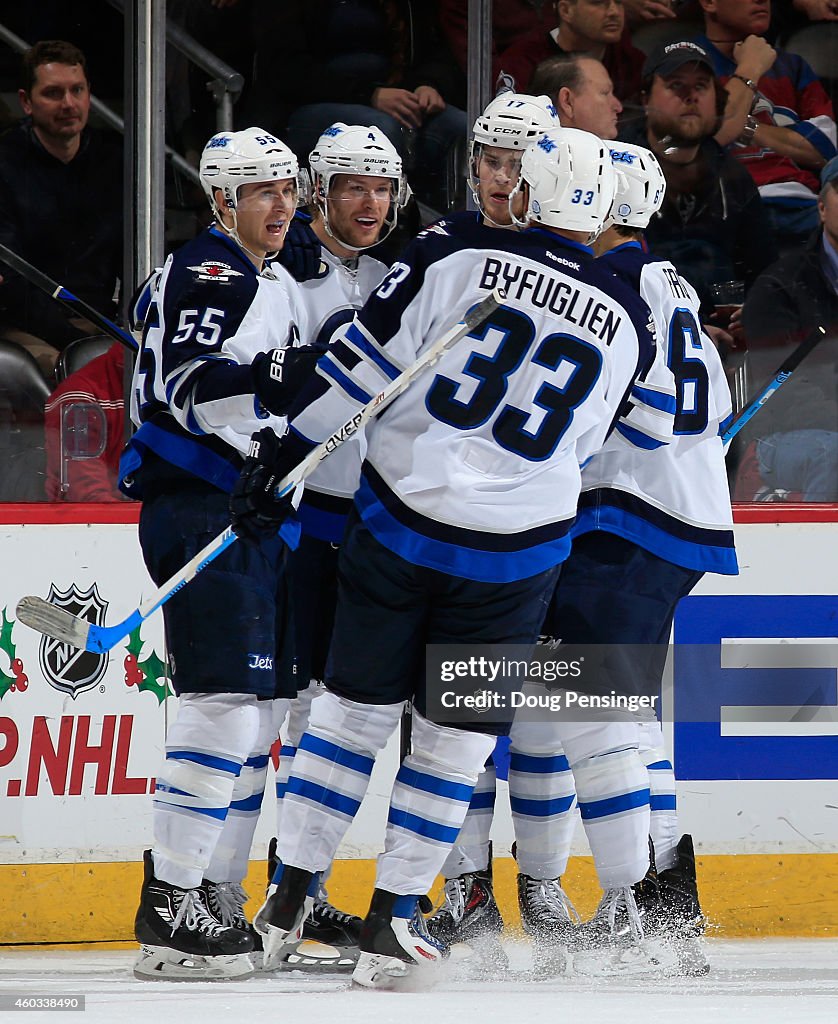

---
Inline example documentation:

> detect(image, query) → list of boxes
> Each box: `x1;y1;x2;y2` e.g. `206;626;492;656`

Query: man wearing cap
618;39;777;310
694;0;836;248
736;155;838;501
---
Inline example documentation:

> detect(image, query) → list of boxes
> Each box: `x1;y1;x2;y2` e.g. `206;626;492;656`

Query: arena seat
56;334;115;383
0;340;51;501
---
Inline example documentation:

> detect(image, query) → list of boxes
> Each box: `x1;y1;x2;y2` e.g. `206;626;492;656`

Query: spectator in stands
622;0;684;25
530;53;623;139
737;155;838;501
438;0;555;85
0;41;122;377
495;0;646;105
694;0;837;248
44;342;126;502
251;0;466;214
619;39;777;309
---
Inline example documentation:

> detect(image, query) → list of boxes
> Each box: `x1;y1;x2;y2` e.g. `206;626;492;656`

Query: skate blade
352;952;412;990
281;939;358;973
133;945;254;981
571;939;680;978
253;893;312;970
446;934;509;977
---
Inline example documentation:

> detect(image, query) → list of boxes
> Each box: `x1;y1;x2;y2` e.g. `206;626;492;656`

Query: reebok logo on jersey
187;261;244;283
544;250;580;272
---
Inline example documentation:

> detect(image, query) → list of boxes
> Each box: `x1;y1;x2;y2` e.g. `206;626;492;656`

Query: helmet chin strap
217;204;279;266
317;178;401;252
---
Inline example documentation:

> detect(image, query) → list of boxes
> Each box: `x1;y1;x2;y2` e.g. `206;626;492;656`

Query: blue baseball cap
821;155;838;188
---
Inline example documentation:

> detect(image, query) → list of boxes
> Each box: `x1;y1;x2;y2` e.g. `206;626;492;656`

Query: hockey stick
17;287;506;653
721;325;827;446
0;240;138;352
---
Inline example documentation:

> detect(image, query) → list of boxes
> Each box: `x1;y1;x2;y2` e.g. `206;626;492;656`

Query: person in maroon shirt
44;342;126;502
495;0;646;104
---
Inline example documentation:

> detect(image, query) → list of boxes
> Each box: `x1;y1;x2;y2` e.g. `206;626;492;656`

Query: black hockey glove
252;345;322;416
275;213;328;282
230;428;298;545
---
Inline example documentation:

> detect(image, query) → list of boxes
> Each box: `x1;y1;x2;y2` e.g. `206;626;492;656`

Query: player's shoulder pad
588;257;656;337
166;228;259;303
601;244;648;293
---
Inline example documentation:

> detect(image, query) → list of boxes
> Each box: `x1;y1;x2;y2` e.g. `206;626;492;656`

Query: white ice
1;940;837;1024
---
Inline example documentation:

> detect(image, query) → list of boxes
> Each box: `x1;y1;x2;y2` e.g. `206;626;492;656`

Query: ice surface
0;942;831;1024
0;940;836;1024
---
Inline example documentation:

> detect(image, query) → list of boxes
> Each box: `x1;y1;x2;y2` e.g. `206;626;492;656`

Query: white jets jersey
576;241;737;575
288;216;674;583
293;245;388;542
122;225;308;498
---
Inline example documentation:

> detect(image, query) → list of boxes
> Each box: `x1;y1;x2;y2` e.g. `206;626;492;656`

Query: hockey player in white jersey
230;126;671;989
122;128;311;980
267;123;410;965
500;142;737;978
468;92;560;229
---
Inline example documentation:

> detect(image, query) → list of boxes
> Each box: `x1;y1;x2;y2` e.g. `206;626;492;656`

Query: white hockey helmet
606;142;667;229
308;122;411;248
471;93;560;149
511;127;617;240
469;93;560;219
200;127;308;221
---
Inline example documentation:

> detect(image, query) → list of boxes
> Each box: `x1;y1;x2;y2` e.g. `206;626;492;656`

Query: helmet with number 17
511;127;617;240
469;93;560;225
606;142;667;229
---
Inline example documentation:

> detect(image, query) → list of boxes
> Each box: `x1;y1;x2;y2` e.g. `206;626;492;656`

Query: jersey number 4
426;304;602;461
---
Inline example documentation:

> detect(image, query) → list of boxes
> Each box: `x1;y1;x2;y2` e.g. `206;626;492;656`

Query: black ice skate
427;865;507;970
264;838;361;972
352;889;449;990
133;850;255;981
253;862;316;970
633;834;710;976
517;872;580;979
203;879;264;966
570;885;679;978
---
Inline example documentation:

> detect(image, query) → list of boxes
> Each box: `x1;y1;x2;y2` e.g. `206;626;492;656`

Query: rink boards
0;504;836;944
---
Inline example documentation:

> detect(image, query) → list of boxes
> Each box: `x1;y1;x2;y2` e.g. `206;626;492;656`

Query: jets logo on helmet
200;127;309;220
469;93;560;221
605;143;667;230
307;122;411;250
511;126;618;241
199;126;310;258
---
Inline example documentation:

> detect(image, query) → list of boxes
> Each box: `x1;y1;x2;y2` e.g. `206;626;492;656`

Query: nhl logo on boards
187;261;244;283
38;583;109;698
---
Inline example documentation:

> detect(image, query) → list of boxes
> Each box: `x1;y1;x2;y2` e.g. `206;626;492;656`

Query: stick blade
16;595;92;649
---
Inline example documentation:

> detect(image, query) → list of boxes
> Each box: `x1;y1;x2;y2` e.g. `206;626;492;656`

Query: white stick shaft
274;287;505;497
136;288;505;620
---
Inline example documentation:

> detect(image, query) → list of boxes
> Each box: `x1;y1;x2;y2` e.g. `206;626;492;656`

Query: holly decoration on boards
124;626;173;704
0;609;27;698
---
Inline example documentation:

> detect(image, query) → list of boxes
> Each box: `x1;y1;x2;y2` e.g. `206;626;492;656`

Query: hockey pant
637;718;679;871
275;690;496;896
152;692;275;889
